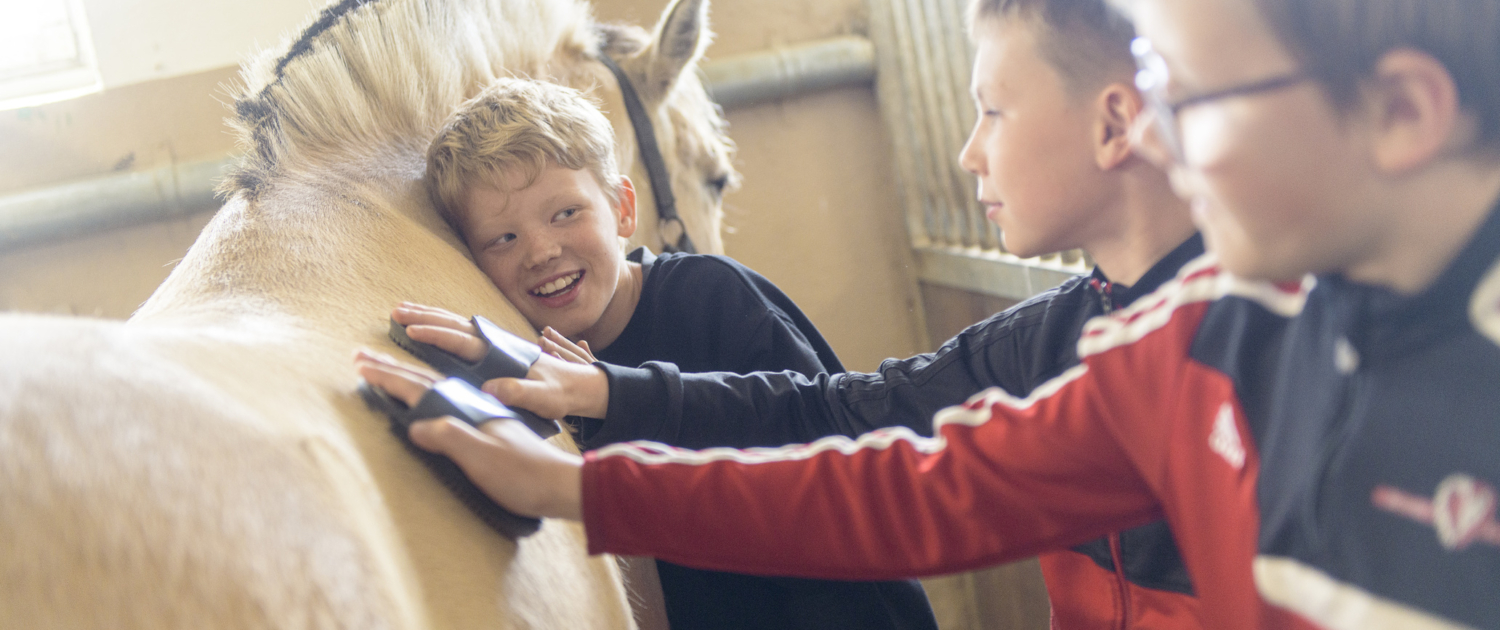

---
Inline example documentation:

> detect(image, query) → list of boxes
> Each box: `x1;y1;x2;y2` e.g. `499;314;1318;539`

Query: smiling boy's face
460;164;638;342
1127;0;1390;281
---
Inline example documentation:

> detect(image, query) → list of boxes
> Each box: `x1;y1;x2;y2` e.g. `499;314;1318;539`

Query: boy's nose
958;131;985;176
524;236;563;268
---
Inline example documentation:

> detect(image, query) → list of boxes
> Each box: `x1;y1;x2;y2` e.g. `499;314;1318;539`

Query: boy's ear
615;177;639;239
1094;82;1143;171
1366;47;1464;174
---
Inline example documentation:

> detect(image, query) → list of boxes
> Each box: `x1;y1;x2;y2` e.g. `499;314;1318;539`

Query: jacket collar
626;246;659;282
1091;233;1206;309
1323;196;1500;360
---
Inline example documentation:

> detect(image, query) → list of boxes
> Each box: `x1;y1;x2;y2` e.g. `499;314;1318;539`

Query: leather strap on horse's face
597;53;697;254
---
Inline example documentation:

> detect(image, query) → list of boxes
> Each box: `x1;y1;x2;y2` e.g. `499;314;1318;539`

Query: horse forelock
219;0;601;201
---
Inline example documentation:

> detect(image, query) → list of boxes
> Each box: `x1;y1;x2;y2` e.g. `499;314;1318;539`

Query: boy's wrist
566;362;610;419
541;455;584;521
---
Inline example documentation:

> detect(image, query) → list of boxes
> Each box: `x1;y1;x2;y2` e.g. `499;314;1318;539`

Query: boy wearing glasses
361;0;1500;627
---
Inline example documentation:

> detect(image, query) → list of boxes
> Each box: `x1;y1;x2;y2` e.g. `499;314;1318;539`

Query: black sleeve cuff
580;361;684;450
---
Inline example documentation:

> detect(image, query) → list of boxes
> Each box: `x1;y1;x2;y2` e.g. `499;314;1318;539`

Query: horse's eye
708;174;731;196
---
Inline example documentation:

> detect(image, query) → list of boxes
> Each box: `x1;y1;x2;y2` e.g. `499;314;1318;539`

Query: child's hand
540;327;598;364
391;302;486;363
355;349;583;520
483;352;611;420
391;302;609;420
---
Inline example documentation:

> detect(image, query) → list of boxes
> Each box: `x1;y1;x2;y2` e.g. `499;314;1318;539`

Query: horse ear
640;0;711;101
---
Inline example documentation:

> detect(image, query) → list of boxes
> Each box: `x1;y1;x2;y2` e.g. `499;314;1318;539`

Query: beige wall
0;67;235;318
0;0;923;373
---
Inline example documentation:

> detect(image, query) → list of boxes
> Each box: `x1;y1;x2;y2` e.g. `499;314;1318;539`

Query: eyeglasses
1130;38;1310;164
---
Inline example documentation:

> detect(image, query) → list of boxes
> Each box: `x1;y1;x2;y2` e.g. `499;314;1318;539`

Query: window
0;0;101;110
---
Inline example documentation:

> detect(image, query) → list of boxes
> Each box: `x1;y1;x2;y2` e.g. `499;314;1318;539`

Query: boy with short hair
361;0;1500;627
395;78;937;630
377;0;1214;626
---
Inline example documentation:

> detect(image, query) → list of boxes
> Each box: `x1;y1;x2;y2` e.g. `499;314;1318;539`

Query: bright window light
0;0;101;110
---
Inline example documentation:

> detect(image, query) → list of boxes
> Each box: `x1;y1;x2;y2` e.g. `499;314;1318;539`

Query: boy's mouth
531;271;583;299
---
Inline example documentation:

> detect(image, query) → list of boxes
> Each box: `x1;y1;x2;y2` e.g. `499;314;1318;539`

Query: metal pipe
702;35;876;109
0;157;231;252
0;36;878;252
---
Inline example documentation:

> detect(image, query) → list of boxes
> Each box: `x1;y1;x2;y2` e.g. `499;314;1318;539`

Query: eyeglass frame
1130;37;1311;164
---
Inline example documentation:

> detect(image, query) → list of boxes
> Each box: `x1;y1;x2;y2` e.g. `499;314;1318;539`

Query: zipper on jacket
1091;278;1115;314
1095;278;1127;629
1307;366;1366;557
1108;533;1131;630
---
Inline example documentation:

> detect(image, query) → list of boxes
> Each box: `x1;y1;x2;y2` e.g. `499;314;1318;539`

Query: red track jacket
581;204;1500;629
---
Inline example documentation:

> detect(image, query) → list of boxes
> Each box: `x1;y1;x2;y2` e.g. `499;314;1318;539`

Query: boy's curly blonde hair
426;78;623;232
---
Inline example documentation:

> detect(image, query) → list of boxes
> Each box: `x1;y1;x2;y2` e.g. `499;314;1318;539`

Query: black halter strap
597;53;697;254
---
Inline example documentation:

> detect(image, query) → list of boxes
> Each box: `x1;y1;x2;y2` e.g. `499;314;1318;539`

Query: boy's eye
488;233;517;248
554;207;580;221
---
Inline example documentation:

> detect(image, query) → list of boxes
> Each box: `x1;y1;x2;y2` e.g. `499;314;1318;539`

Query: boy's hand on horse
392;303;488;363
355;349;584;520
390;303;610;420
483;352;610;420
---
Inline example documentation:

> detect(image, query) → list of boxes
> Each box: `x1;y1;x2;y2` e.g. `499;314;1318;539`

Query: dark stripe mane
272;0;377;80
227;0;386;198
218;0;601;201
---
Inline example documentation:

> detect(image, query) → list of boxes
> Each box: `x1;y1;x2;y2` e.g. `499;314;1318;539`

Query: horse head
596;0;739;256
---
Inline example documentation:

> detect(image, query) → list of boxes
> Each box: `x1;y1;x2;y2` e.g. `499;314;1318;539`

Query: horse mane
220;0;610;199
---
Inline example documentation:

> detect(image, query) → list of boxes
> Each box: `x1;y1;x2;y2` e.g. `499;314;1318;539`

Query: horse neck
131;149;530;344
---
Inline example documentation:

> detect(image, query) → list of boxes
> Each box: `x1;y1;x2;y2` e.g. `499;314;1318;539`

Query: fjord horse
0;0;734;626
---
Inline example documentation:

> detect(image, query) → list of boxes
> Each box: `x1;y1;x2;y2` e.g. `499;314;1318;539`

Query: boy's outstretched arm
357;348;1166;581
579;365;1163;581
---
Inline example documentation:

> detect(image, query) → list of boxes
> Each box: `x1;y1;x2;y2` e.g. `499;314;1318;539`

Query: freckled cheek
477;256;527;301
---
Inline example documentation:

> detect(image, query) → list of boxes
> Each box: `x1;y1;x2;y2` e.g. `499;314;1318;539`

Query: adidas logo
1209;402;1246;470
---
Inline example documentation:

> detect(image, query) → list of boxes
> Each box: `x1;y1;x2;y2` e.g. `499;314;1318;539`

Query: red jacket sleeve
581;358;1172;581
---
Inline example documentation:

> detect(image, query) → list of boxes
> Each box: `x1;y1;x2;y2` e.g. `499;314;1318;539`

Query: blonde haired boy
385;78;938;630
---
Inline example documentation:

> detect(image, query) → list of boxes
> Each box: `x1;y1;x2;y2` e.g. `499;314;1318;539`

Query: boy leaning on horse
359;78;940;630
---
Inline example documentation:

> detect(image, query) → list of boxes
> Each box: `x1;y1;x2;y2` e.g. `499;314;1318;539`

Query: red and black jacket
581;204;1500;629
595;236;1208;629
